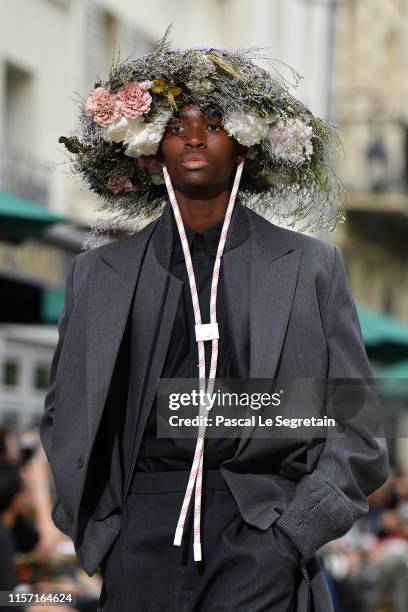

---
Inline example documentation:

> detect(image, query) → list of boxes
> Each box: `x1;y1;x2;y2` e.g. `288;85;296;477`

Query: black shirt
135;213;243;471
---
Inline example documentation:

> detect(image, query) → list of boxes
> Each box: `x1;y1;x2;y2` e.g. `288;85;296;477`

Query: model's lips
180;159;209;169
180;154;209;170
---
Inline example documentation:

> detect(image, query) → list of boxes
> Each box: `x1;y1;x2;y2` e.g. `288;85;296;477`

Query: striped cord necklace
162;160;245;561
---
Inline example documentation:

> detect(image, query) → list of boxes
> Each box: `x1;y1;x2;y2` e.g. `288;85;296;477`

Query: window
4;63;34;156
2;62;47;202
3;360;19;387
33;363;50;391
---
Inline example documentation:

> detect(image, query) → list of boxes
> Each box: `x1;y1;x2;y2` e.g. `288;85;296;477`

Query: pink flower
85;87;120;126
106;175;134;194
116;82;152;118
136;155;163;174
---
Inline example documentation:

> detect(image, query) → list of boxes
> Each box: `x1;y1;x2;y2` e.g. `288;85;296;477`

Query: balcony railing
336;118;408;197
0;150;50;204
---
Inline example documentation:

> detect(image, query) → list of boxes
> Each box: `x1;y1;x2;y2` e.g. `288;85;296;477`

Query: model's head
158;102;245;195
62;26;345;246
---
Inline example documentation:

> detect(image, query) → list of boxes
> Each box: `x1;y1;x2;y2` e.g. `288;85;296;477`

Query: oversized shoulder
244;206;338;271
245;207;345;321
70;216;159;291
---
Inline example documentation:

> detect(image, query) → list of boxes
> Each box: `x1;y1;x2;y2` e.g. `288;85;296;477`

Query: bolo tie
162;160;245;562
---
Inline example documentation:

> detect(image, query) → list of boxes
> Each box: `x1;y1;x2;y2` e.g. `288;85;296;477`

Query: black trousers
97;469;302;611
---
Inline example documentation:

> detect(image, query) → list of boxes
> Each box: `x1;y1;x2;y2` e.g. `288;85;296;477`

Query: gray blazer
39;199;389;612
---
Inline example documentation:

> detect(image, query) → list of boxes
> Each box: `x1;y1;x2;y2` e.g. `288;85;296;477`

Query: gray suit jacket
39;199;389;611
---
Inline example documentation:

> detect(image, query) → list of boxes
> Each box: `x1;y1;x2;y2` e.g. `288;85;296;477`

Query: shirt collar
152;195;251;273
171;215;225;265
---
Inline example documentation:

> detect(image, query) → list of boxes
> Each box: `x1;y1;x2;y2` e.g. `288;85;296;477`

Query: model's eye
207;123;222;132
167;123;184;134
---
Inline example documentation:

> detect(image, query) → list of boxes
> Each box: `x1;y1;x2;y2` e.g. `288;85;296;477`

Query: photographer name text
168;415;336;429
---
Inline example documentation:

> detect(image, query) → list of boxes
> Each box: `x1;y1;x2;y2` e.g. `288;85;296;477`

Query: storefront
0;189;73;323
0;189;86;427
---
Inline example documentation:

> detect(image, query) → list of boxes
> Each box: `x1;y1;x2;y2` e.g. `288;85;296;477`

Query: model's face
158;103;244;191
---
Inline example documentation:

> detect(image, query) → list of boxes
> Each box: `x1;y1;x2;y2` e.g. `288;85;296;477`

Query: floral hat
59;27;346;248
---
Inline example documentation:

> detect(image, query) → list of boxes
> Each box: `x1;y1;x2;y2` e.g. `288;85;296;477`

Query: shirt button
77;455;84;468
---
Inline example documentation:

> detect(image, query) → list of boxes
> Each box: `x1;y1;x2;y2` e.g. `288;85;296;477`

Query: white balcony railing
0;150;50;205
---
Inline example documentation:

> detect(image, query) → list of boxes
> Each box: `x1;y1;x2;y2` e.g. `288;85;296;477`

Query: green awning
377;360;408;398
356;304;408;346
41;288;65;322
378;360;408;378
0;190;68;239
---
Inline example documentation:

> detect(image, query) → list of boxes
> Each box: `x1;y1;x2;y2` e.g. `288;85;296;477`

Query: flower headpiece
60;27;346;248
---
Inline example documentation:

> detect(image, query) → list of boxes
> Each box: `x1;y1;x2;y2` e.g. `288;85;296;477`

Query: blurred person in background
0;425;21;464
0;430;99;612
393;468;408;502
322;469;408;611
0;462;49;612
0;426;63;559
0;462;27;606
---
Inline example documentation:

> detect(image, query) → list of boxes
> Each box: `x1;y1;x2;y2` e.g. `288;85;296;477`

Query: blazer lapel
234;212;303;453
221;240;251;383
86;220;158;439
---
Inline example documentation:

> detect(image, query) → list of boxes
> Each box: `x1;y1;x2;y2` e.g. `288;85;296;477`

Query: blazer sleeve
274;244;390;564
39;255;78;465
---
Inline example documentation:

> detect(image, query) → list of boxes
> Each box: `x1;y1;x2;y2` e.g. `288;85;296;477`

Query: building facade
334;0;408;324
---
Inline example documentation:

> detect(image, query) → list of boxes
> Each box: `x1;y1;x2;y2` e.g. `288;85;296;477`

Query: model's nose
186;141;205;149
185;128;206;148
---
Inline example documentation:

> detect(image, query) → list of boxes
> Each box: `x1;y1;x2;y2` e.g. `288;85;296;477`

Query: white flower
104;109;173;157
223;111;270;147
104;116;133;143
123;119;163;156
268;117;314;165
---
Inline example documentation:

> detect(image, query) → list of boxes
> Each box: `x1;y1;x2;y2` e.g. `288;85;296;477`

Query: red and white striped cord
162;160;245;561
